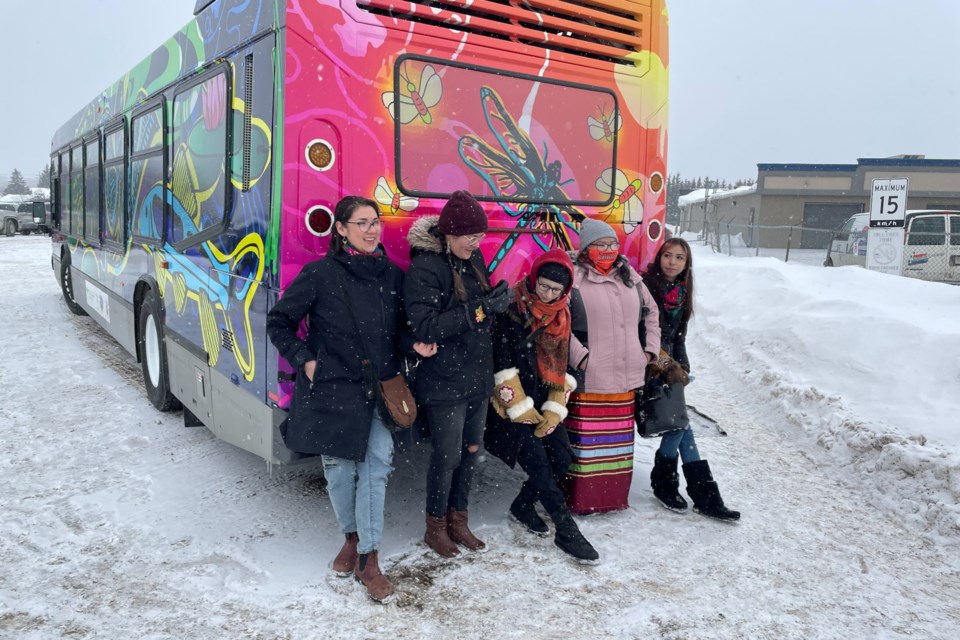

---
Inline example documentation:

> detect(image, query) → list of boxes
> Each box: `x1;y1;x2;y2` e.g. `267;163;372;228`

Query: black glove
481;280;511;315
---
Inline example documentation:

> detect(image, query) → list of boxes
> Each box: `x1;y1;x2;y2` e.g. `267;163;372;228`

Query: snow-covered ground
2;235;959;639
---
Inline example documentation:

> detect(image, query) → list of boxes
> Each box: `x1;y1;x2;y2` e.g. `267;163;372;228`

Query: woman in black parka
404;190;511;558
266;195;436;604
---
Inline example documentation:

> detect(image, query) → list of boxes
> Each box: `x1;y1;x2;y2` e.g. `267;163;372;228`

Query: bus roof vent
356;0;650;67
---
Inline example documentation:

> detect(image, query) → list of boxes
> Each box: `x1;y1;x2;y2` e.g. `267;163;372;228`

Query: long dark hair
642;237;695;329
329;195;381;254
433;227;492;302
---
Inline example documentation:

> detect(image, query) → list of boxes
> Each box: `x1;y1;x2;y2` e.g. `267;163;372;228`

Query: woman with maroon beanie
404;190;511;557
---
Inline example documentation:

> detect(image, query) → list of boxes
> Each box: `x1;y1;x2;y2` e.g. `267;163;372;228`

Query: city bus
48;0;669;465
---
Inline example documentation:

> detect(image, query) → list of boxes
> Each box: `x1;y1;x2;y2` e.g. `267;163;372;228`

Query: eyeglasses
462;233;485;246
344;218;382;232
536;280;565;296
591;241;620;251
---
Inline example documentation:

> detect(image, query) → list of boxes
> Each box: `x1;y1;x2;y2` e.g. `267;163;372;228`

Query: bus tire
4;219;15;236
59;254;88;316
138;289;181;412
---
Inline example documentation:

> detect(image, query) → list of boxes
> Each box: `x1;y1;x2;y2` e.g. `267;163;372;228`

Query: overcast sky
1;0;958;186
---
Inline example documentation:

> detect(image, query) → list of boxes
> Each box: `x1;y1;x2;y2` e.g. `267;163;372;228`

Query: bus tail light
305;205;334;236
305;139;335;171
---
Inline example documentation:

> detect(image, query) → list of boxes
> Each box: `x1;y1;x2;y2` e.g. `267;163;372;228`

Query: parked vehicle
824;210;960;284
823;212;869;267
902;210;960;284
2;201;51;236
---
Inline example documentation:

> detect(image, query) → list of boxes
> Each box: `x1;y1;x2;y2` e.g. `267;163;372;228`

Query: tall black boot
682;460;740;522
549;507;600;564
650;450;689;512
509;482;549;537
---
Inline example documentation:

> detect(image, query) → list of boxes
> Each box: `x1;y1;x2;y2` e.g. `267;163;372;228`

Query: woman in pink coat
563;218;661;514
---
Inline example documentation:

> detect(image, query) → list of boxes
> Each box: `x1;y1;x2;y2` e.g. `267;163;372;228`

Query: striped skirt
561;391;636;515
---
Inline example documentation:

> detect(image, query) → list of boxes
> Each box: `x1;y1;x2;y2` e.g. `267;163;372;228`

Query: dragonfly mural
458;86;585;273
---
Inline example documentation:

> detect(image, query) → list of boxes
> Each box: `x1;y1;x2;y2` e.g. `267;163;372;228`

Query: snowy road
2;235;959;639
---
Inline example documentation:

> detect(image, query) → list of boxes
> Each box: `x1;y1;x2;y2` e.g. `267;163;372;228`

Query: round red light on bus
649;172;664;194
305;139;335;171
305;205;334;236
647;219;663;242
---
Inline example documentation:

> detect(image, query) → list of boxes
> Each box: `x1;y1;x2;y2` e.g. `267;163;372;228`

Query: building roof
678;184;756;206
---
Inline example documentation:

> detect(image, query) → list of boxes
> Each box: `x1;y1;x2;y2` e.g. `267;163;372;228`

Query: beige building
678;156;960;248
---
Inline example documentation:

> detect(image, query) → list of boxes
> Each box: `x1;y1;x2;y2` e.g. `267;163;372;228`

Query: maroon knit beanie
438;190;488;236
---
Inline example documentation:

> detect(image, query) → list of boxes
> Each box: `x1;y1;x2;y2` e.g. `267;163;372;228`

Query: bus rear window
393;56;619;207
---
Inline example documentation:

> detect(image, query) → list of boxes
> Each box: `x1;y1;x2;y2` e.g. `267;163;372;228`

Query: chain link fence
681;218;960;281
691;220;836;266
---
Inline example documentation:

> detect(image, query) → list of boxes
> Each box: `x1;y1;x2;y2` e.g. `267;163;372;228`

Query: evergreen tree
2;168;31;196
38;165;51;189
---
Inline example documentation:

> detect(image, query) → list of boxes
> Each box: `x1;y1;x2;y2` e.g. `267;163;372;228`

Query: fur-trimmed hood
406;215;443;254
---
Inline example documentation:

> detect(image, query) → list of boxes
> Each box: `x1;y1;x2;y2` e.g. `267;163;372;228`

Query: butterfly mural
595;168;643;233
382;62;443;125
587;105;622;142
374;176;419;215
458;86;584;273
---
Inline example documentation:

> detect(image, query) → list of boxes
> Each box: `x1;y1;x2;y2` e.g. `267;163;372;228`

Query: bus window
395;57;618;208
170;70;230;246
103;126;126;249
131;105;165;242
57;152;68;231
70;146;84;238
84;137;101;244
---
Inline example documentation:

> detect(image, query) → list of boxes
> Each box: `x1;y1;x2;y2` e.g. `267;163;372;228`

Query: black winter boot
509;483;549;537
682;460;740;522
550;507;600;564
650;450;689;512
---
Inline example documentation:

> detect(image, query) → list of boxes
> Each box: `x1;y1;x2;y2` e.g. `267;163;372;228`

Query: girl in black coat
404;190;511;558
485;249;599;564
641;238;739;522
266;196;436;603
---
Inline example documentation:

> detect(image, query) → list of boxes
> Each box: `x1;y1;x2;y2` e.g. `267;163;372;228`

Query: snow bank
692;246;960;545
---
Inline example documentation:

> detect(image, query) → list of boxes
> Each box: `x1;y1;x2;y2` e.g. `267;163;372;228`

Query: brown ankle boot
447;508;487;553
353;551;395;603
424;513;460;558
331;532;359;577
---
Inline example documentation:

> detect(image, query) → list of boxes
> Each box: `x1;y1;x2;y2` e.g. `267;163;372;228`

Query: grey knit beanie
577;218;618;253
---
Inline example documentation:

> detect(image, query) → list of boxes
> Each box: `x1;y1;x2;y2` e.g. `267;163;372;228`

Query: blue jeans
321;415;395;554
658;427;701;464
424;399;488;517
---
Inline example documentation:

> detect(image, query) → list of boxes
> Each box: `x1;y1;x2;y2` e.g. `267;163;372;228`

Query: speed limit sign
869;178;908;228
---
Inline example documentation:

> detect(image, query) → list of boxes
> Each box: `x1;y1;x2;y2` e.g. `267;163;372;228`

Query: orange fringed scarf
514;250;574;390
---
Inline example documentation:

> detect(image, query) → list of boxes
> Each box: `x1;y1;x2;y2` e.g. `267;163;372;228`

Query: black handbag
334;264;417;433
636;379;689;438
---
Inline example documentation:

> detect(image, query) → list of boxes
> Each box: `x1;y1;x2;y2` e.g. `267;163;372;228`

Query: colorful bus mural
48;0;669;464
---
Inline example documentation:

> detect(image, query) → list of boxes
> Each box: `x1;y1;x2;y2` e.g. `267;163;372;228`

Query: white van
824;210;960;284
823;212;870;267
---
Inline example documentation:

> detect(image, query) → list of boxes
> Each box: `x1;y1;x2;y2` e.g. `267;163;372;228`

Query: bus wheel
4;219;15;236
59;254;88;316
139;289;181;412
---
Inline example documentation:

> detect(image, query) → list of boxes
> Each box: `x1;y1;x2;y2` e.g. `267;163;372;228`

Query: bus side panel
161;35;281;458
